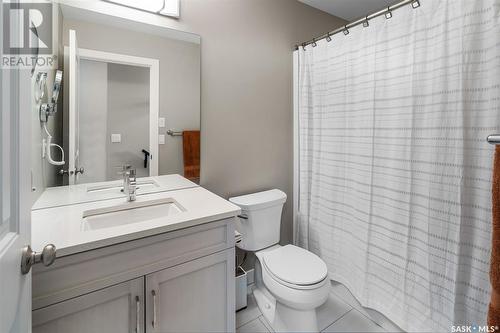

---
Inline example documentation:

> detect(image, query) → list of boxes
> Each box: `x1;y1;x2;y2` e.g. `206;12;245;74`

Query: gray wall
62;19;201;177
158;0;345;245
106;63;150;180
78;61;150;182
62;0;345;246
78;60;108;183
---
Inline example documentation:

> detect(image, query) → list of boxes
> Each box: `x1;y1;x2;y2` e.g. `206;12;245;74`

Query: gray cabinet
32;219;236;333
33;278;144;333
146;250;235;333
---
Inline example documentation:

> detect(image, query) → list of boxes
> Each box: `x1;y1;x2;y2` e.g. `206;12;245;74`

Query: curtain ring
363;16;369;27
385;7;393;19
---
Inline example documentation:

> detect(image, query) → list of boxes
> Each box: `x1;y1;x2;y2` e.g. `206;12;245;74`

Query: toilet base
253;285;320;333
253;287;276;327
274;302;319;332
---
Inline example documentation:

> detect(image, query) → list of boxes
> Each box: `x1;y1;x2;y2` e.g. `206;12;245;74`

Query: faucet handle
129;168;137;181
116;164;132;175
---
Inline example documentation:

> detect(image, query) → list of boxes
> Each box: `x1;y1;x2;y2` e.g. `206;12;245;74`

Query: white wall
31;3;64;204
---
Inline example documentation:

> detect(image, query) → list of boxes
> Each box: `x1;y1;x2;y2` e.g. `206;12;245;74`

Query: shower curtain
296;0;500;331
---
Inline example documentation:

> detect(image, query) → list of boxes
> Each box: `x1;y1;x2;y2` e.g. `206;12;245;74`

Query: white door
33;278;144;333
0;2;33;332
68;29;80;185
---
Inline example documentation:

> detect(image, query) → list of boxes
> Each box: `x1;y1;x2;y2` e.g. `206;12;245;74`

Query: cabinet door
146;249;235;333
33;278;144;333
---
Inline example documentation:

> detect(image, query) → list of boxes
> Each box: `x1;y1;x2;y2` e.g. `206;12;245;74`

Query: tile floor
236;280;404;333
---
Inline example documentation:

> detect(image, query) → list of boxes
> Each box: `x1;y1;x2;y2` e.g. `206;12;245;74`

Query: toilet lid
262;245;328;286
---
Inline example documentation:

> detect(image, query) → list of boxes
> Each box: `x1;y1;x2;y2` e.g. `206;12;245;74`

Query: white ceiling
298;0;395;21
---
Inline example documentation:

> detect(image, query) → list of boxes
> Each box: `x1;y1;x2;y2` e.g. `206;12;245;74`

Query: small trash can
235;266;247;311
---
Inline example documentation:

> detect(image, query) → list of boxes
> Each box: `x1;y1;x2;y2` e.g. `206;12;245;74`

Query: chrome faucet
121;165;137;202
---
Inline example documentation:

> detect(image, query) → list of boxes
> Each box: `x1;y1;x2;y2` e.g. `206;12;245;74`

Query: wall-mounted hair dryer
39;70;62;122
42;132;65;166
37;70;65;166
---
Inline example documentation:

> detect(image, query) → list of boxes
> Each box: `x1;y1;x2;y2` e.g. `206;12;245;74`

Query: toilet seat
261;245;328;290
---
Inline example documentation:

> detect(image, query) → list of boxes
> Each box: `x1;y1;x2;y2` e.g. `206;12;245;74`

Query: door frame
64;46;160;176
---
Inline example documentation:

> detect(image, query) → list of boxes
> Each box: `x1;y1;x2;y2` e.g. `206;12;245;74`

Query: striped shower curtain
296;0;500;331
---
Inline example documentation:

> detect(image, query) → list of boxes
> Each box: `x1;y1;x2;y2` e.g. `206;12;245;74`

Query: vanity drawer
33;218;235;310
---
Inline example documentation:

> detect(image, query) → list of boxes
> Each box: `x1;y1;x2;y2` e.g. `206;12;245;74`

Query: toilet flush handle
237;214;248;220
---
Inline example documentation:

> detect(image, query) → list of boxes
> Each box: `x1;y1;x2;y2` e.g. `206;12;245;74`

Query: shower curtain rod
294;0;500;147
488;135;500;145
295;0;419;50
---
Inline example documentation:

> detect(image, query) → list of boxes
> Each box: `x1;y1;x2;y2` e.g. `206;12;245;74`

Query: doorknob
21;244;56;275
74;167;85;175
59;167;84;176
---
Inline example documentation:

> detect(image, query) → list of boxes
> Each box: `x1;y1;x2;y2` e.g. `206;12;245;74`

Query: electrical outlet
159;117;166;128
111;134;121;143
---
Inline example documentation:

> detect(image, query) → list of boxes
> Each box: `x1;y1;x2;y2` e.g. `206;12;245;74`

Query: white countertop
32;186;241;257
33;174;198;210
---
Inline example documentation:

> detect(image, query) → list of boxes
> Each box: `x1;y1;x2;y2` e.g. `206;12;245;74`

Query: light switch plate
158;117;166;128
111;134;121;143
159;134;165;145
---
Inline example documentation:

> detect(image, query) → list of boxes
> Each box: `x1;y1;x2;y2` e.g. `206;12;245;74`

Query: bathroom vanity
26;3;221;331
30;175;240;333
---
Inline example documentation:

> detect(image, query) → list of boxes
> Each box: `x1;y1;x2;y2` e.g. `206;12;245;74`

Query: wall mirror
32;1;201;191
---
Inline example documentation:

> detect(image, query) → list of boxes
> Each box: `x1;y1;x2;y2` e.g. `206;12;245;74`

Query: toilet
230;189;330;332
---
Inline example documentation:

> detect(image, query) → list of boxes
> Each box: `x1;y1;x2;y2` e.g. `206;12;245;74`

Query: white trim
68;30;77;184
159;0;180;18
292;50;299;245
77;48;159;69
65;47;160;176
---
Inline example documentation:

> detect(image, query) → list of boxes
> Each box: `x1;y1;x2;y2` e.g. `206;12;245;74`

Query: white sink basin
86;179;159;194
81;198;184;231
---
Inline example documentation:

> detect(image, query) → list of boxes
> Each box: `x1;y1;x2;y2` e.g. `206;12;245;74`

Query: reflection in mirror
32;3;201;192
78;60;152;183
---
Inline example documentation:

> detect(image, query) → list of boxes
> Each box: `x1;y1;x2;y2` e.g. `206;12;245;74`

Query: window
104;0;180;18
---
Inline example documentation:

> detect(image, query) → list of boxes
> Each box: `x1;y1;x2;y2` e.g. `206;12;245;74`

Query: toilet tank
229;189;287;251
